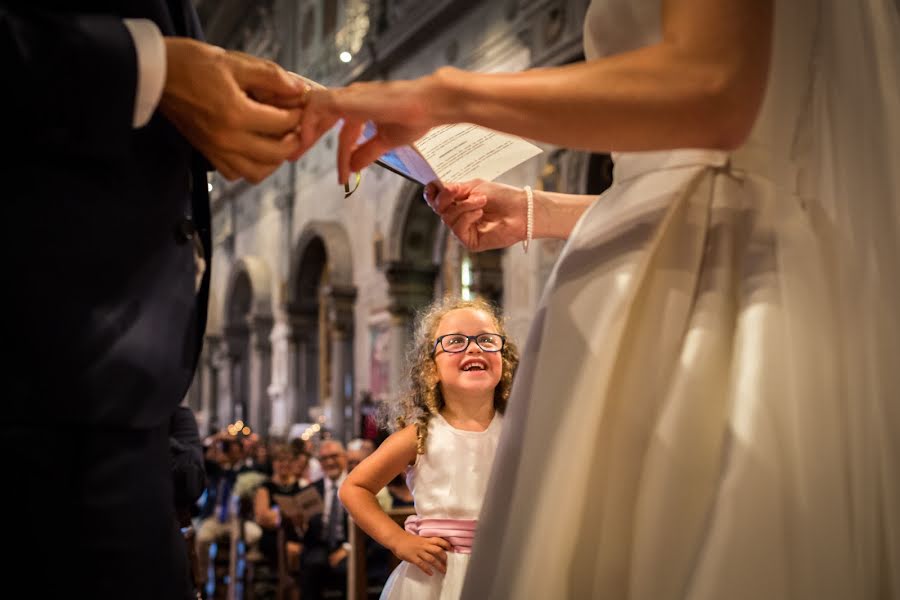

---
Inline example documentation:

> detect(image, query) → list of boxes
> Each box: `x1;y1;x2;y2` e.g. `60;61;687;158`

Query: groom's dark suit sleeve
1;7;140;160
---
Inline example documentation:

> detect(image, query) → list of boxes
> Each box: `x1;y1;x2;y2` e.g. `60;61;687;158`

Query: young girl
340;297;519;599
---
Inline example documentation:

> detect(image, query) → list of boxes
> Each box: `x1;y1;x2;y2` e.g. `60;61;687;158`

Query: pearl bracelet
523;185;534;253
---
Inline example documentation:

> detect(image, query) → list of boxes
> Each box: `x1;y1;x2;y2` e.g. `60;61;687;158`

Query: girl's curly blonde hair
387;296;519;455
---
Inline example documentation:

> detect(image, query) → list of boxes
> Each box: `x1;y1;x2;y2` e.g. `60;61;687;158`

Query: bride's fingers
297;110;321;153
439;195;487;223
452;209;484;248
423;182;441;207
435;184;467;214
348;133;394;175
337;118;366;184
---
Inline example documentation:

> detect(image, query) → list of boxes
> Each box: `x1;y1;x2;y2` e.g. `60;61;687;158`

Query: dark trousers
5;421;191;600
299;545;347;600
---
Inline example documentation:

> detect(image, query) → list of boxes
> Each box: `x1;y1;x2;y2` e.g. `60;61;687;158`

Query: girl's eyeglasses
433;333;505;355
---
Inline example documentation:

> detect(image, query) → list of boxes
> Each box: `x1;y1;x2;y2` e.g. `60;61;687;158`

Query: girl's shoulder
378;424;420;467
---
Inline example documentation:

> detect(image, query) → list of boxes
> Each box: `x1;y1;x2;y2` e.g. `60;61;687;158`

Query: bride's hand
295;77;439;183
426;180;528;252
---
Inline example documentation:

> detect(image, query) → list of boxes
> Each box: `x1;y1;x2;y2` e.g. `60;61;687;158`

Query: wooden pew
347;507;416;600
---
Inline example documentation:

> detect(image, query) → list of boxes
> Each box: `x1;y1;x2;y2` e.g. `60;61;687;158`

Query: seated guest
243;435;273;475
346;437;376;472
196;437;262;587
253;444;304;567
169;406;206;599
291;437;324;483
386;474;414;508
348;437;393;510
292;445;312;488
298;440;350;600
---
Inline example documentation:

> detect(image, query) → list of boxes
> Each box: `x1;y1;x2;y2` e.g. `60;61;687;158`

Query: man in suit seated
299;440;350;599
196;437;262;588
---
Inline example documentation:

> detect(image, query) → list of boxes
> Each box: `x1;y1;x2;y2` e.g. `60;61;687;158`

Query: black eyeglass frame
432;333;506;356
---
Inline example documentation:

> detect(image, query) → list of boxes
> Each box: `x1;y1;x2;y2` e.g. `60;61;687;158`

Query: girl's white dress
462;0;900;599
380;413;502;600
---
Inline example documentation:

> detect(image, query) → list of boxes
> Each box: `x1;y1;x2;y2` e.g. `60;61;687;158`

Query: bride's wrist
425;67;467;125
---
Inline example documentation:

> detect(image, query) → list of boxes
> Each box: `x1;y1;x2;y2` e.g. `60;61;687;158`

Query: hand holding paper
296;77;541;188
424;180;529;252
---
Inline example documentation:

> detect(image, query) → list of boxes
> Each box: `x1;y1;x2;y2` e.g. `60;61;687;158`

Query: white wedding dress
462;0;900;598
380;413;502;600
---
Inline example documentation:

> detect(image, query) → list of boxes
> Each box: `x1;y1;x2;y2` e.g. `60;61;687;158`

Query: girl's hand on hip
391;532;451;576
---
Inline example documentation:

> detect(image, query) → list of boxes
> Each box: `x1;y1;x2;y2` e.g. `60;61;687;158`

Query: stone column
267;322;289;437
322;284;357;442
213;342;232;432
199;335;222;435
385;262;438;397
470;250;504;306
224;323;249;425
248;314;273;435
289;311;317;424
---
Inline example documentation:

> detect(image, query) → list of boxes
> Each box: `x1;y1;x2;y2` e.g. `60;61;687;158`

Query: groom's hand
159;38;308;183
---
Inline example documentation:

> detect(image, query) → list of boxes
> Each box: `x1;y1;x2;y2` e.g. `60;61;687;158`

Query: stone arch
285;221;356;440
385;181;445;268
384;181;443;318
386;181;505;307
289;221;354;300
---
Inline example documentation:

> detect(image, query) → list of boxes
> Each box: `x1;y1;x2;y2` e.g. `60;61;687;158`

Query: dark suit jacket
302;478;350;555
169;406;206;513
300;477;391;586
3;1;211;428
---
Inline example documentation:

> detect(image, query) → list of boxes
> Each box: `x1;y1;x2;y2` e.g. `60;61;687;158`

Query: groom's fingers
219;130;301;164
236;98;302;137
217;150;281;184
248;89;307;109
208;154;240;182
229;51;305;102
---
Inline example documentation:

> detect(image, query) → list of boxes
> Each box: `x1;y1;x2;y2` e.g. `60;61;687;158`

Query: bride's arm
304;0;773;182
430;0;772;153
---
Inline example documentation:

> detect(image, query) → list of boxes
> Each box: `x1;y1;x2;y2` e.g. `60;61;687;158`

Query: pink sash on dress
404;516;477;554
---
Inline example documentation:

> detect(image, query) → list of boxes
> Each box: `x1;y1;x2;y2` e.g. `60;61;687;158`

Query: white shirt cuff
123;18;166;129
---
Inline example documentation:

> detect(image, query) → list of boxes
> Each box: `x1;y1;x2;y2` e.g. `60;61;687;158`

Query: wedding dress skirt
462;0;900;598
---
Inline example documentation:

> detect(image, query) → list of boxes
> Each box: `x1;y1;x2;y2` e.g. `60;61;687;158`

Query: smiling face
270;446;295;481
432;308;503;399
318;440;347;481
